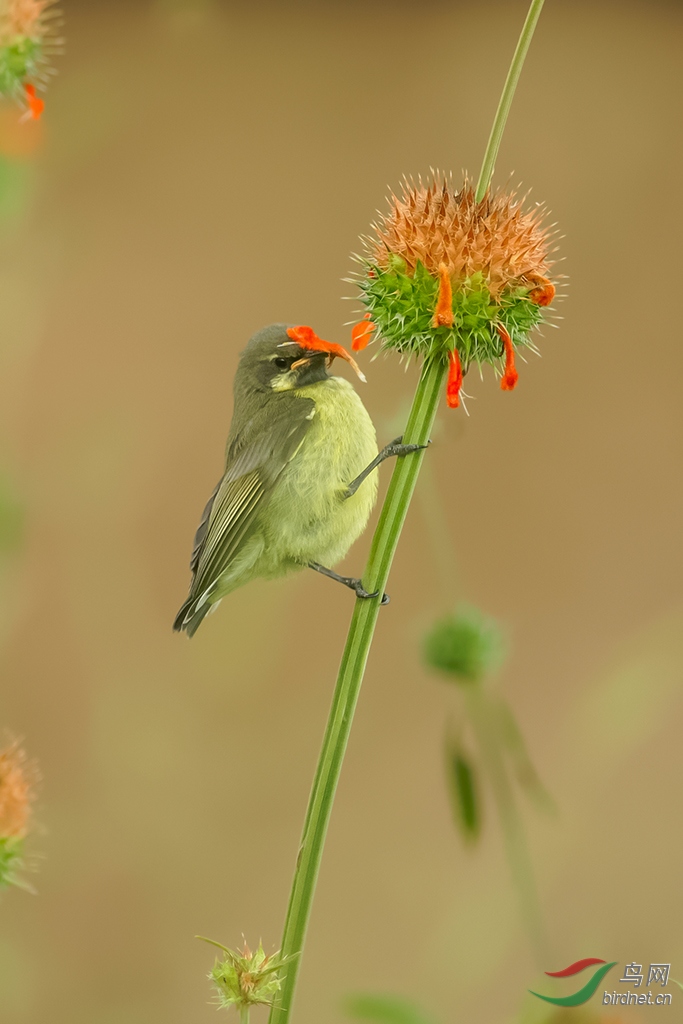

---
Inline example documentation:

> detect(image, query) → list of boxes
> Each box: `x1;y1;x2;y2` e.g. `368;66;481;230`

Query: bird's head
238;324;366;393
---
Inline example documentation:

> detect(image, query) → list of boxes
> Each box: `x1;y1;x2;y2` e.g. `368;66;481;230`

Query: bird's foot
345;576;390;605
344;436;431;499
382;436;431;459
308;561;389;604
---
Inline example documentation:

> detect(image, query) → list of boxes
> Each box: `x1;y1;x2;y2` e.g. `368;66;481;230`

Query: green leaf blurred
445;741;481;842
343;994;438;1024
496;699;555;815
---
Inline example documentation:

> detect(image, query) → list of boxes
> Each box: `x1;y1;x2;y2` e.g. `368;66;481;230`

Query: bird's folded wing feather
187;396;315;599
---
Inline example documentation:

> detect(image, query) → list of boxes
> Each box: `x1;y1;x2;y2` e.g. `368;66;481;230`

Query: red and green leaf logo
530;959;618;1007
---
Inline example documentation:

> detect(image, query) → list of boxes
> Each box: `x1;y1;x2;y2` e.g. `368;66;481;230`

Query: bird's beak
286;325;367;383
290;355;314;371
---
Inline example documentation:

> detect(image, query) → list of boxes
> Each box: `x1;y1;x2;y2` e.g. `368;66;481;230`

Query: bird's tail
173;595;212;637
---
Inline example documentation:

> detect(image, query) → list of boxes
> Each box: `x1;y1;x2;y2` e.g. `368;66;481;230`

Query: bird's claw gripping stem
344;435;431;499
308;562;390;605
348;579;390;605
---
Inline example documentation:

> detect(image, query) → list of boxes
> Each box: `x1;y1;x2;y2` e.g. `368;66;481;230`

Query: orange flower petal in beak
286;325;367;382
351;313;376;352
446;347;463;408
496;323;519;391
432;262;454;328
22;84;44;121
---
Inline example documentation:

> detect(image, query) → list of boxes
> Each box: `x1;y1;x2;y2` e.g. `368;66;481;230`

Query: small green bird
174;323;423;636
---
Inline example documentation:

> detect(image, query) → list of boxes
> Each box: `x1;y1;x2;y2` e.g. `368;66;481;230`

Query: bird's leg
344;436;430;499
308;561;390;605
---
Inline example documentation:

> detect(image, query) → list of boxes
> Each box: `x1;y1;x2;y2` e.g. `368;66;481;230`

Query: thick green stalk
269;358;446;1024
269;2;546;1017
475;0;546;202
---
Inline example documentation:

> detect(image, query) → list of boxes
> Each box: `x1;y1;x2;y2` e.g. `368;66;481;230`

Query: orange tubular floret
528;274;555;307
351;313;376;352
432;262;454;327
446;348;463;408
496;323;518;391
286;325;366;382
23;84;44;121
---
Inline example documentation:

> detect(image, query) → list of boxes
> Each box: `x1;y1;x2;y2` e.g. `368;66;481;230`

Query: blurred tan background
0;1;682;1022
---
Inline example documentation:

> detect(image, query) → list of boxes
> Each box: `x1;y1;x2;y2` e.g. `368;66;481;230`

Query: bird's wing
186;396;315;602
189;480;221;574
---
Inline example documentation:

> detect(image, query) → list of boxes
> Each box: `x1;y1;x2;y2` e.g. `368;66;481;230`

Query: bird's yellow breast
258;376;379;570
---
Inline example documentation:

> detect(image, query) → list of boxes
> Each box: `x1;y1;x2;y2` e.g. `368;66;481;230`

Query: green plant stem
269;2;547;1017
240;1007;250;1024
475;0;546;202
464;686;547;965
268;358;447;1024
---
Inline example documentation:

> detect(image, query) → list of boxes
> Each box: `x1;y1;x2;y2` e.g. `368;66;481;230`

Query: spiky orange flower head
370;175;553;300
0;0;47;37
0;0;61;116
352;173;558;408
0;738;36;839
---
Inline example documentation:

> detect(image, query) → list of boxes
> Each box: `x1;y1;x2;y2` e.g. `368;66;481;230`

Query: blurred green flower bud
423;605;504;683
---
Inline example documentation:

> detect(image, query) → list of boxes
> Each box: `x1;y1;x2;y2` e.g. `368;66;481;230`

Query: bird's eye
273;357;289;370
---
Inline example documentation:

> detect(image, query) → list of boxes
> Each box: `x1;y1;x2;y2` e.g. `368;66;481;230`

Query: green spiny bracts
198;937;296;1015
0;35;40;95
0;835;25;887
0;1;63;116
360;260;545;367
350;175;558;408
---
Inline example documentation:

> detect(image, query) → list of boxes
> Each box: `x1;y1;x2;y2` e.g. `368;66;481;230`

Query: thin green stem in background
269;3;547;1020
475;0;546;203
465;687;548;966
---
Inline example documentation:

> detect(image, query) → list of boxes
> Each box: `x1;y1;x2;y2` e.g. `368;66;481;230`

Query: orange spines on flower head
0;737;38;890
0;739;34;839
355;172;559;408
368;176;553;300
